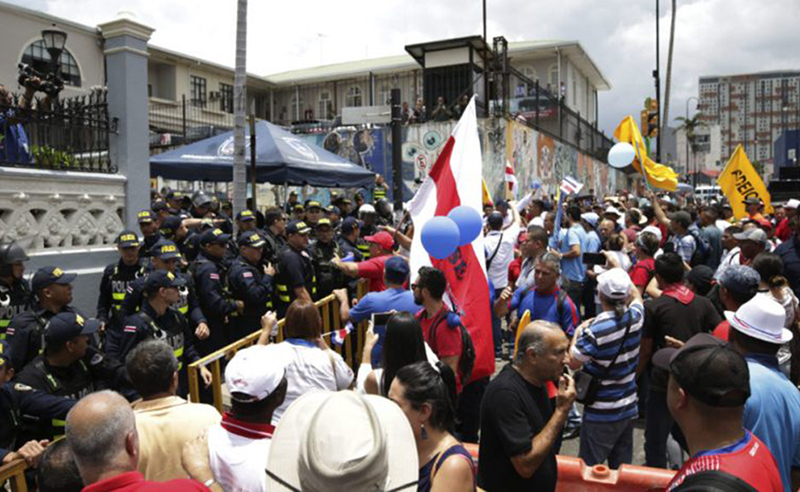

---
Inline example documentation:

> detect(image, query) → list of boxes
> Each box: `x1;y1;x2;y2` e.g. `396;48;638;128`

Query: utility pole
654;0;662;162
483;0;489;117
391;89;403;214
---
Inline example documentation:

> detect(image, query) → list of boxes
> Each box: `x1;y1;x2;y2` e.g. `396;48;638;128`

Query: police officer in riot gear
118;241;209;351
14;312;132;443
358;204;379;242
227;233;274;342
262;207;287;267
96;231;145;351
309;218;344;299
0;340;75;464
5;266;78;371
274;220;316;318
192;228;243;355
0;241;30;338
114;271;211;395
191;191;232;234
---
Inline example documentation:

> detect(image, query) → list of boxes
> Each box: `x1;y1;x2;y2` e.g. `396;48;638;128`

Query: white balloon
608;142;636;169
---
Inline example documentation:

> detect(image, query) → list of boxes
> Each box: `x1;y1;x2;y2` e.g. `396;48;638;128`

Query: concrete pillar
98;14;154;230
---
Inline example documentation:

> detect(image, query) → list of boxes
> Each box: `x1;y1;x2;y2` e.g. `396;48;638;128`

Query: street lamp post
41;27;67;77
686;96;698;185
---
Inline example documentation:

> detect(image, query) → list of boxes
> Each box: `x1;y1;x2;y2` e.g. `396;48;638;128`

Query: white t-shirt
207;418;274;492
484;225;519;289
356;343;439;395
271;340;354;425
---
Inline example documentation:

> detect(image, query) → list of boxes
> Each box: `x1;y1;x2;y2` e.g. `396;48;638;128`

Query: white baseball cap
604;206;621;218
267;390;418;492
581;212;599;228
725;295;793;345
597;268;632;300
225;344;289;402
640;225;663;242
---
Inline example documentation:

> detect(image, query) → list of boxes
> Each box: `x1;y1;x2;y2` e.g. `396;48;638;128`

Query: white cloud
12;0;800;134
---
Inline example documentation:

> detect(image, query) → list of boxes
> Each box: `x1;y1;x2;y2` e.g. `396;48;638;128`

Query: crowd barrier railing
0;458;28;491
188;280;369;412
462;443;676;491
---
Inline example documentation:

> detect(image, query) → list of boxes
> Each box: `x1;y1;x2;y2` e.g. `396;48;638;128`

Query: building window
290;95;304;120
549;65;559;90
21;40;81;87
346;86;362;107
318;91;332;119
378;85;393;106
522;66;538;95
220;83;234;114
190;76;207;107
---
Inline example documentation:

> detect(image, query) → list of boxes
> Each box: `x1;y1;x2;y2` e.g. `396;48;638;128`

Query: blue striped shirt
571;301;644;422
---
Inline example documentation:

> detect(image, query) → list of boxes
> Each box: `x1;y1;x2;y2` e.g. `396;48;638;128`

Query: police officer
191;191;233;234
291;203;305;221
358;204;379;241
309;218;343;299
305;201;324;229
327;205;343;230
373;174;389;202
119;241;209;348
137;210;162;266
114;271;211;395
0;340;75;464
165;189;186;213
283;190;300;215
227;233;274;342
0;241;31;338
96;231;145;350
274;220;316;318
193;228;243;355
338;217;365;263
182;218;215;263
14;312;131;442
5;267;78;371
226;210;261;261
262;207;287;266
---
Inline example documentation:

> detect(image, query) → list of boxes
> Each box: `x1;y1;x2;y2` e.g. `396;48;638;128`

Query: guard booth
405;36;490;117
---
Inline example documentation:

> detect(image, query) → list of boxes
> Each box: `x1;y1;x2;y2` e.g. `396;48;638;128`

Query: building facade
697;70;800;176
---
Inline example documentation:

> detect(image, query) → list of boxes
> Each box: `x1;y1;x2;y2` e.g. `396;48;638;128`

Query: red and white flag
329;321;354;346
505;160;518;200
408;96;494;382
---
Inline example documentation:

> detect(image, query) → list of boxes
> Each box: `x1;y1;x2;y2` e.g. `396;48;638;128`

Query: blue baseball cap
143;270;186;294
200;228;231;245
718;265;760;296
44;312;101;346
340;217;360;233
150;240;182;260
384;256;410;284
31;266;77;293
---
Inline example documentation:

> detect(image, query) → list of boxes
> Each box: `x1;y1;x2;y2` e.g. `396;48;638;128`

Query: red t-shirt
357;254;390;292
417;307;463;392
666;431;782;492
83;472;208;492
508;257;522;287
775;218;791;242
629;258;656;289
712;320;730;341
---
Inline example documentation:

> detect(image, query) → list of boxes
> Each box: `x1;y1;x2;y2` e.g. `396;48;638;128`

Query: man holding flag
717;144;773;221
549;178;588;310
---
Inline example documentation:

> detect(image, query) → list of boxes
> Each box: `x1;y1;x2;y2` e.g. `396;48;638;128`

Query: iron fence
0;89;115;173
149;95;235;154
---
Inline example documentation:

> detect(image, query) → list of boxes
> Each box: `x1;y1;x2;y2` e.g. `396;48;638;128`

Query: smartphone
582;252;606;266
371;312;393;326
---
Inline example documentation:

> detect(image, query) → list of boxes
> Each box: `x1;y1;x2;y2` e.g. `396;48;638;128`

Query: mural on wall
537;133;556;193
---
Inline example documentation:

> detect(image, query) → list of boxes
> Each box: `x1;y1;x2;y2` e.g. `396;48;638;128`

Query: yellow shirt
132;395;221;481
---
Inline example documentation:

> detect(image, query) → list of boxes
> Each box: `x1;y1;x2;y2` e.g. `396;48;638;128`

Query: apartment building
697;70;800;172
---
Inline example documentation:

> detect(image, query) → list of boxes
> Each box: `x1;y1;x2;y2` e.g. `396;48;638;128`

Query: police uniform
274;221;317;318
137;210;162;267
263;227;287;267
115;273;201;396
96;231;146;351
309;219;344;299
14;313;131;442
192;229;239;355
0;278;29;340
227;233;274;342
373;184;388;202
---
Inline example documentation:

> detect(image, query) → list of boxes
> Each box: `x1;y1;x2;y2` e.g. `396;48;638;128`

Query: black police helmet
0;241;29;266
192;190;214;209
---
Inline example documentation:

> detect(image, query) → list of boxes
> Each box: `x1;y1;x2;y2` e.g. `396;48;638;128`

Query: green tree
675;114;707;178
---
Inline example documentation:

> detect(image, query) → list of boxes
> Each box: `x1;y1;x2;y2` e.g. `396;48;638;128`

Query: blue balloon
447;205;483;246
421;216;460;259
532;179;542;190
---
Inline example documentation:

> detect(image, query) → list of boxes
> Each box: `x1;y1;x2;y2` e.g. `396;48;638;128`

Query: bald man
65;391;209;491
478;321;576;492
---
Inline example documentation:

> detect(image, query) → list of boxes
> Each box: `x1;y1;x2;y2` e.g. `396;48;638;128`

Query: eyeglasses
410;283;418;290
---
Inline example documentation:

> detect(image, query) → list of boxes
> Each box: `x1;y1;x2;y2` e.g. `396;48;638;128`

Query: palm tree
675;114;707;186
662;0;677;135
232;0;248;219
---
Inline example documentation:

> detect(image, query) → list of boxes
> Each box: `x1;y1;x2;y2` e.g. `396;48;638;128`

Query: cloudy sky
12;0;800;133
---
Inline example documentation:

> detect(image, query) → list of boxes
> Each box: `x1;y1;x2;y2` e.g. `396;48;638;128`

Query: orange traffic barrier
462;443;675;491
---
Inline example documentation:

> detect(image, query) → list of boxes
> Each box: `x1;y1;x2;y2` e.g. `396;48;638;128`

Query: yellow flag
717;145;773;219
482;179;493;206
513;310;531;358
613;116;679;191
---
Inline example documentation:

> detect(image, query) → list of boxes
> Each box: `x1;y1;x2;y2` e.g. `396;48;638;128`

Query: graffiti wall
294;119;622;205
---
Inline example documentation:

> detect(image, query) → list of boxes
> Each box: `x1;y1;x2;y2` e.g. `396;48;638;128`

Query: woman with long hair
356;311;438;396
389;361;475;492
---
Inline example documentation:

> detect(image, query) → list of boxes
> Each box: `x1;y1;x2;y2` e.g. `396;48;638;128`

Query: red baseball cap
364;231;394;251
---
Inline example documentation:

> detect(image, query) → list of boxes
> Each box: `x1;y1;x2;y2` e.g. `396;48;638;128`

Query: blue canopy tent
150;120;375;187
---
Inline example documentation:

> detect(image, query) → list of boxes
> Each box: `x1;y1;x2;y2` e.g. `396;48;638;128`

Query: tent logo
217;136;250;157
281;137;319;162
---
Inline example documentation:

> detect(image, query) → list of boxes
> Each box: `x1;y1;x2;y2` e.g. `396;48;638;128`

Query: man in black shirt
262;207;287;267
274;220;316;318
478;320;576;492
637;252;722;468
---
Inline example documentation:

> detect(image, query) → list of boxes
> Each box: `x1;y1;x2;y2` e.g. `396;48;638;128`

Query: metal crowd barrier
188;280;369;412
0;458;28;491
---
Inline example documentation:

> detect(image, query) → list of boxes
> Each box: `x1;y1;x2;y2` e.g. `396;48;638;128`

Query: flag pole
632;138;653;192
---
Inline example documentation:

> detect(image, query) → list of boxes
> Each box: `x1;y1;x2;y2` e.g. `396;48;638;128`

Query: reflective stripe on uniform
0;319;10;328
175;346;184;370
179;305;188;315
277;284;288;292
112;293;126;301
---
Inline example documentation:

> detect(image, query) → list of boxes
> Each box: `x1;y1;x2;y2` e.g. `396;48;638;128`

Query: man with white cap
775;199;799;242
727;296;800;491
568;267;645;468
205;343;290;492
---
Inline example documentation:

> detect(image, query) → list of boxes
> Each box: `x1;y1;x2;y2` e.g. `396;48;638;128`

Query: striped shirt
571;301;644;422
670;234;696;264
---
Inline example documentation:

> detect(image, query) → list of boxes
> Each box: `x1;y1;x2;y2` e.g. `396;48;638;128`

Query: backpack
521;285;570;326
428;310;476;386
687;225;711;267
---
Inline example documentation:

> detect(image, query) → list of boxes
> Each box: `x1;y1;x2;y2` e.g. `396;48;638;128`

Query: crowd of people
0;174;798;491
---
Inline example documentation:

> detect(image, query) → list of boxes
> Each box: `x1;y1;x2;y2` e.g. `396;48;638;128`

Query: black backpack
688;226;711;267
428;310;476;386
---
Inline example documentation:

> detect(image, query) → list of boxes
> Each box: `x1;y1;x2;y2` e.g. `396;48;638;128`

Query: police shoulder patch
242;272;253;278
14;383;32;392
